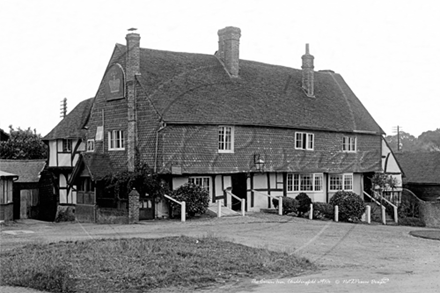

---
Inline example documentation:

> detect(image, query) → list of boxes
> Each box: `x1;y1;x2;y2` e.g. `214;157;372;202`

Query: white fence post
335;205;339;222
217;199;222;218
394;206;398;224
181;201;186;222
309;203;313;220
278;197;283;215
366;205;371;224
241;199;245;217
381;206;386;225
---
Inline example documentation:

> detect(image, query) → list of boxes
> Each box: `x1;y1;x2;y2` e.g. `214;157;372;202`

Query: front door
363;172;375;202
231;173;247;211
139;193;155;220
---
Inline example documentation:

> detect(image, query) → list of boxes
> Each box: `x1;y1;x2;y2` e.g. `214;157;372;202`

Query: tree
418;128;440;151
0;126;48;159
385;131;420;152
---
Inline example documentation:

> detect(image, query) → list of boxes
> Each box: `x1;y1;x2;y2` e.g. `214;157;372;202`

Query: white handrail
364;191;398;224
163;194;186;222
363;191;381;206
251;190;282;215
224;190;245;216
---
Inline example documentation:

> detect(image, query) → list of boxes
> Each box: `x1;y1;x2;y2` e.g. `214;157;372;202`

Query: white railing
363;191;398;224
372;190;398;224
163;194;186;222
251;190;282;215
224;189;246;216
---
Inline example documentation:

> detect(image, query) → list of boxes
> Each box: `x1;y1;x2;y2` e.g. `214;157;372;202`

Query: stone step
207;204;241;217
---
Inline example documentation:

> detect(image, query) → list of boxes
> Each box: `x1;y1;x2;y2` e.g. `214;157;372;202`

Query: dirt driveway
1;214;440;293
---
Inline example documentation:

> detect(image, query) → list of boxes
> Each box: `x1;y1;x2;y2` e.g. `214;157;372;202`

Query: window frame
188;177;210;193
218;126;234;153
62;139;72;153
295;132;314;150
342;136;357;152
86;139;95;152
329;173;354;191
108;130;125;151
287;173;323;192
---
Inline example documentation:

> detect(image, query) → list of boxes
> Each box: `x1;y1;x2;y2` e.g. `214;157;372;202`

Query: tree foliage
385;128;440;152
0;126;48;159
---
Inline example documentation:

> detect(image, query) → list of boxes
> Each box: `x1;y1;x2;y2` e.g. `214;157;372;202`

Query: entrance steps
207;204;241;217
366;201;397;225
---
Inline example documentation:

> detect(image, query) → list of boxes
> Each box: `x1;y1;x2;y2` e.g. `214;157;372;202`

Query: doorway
231;173;247;211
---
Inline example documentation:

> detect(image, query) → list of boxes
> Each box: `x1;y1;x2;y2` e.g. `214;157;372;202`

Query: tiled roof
81;153;114;181
395;152;440;184
43;98;94;140
0;159;46;182
128;46;383;134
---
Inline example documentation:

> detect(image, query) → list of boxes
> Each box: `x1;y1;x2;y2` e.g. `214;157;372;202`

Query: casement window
342;136;356;152
62;139;72;152
329;174;353;191
86;139;95;152
0;179;13;204
295;132;314;150
188;177;210;193
108;130;125;150
287;173;323;192
218;126;234;153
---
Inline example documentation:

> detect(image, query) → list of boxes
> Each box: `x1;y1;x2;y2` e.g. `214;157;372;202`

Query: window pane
314;174;322;191
219;127;225;150
330;175;343;191
301;174;313;191
308;134;314;149
287;174;293;191
295;133;302;149
344;174;353;190
293;174;299;191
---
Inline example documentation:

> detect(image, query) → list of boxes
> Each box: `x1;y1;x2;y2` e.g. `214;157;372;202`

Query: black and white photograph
1;1;439;292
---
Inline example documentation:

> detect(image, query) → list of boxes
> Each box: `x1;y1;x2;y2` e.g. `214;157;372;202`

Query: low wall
0;203;13;221
419;201;440;228
76;204;95;223
96;207;128;224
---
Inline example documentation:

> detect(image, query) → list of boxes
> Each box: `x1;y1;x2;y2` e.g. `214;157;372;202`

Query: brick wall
160;125;381;174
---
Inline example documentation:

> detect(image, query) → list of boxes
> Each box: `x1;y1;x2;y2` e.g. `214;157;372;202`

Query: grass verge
0;236;316;292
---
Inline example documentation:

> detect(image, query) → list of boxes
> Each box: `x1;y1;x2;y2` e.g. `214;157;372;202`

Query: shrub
295;193;312;217
272;196;299;215
169;183;210;217
313;202;334;220
398;216;425;227
329;191;366;222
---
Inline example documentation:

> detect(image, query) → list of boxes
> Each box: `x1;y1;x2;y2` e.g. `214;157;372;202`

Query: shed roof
43;98;94;140
395;152;440;184
0;160;46;182
70;153;114;183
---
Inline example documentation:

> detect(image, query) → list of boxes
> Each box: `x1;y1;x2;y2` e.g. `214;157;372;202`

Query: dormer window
218;126;234;153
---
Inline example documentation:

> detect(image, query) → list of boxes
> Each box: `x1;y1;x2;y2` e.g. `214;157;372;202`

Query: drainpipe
154;121;167;173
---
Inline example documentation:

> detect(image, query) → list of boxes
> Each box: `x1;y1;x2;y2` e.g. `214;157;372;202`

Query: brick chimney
301;44;315;97
126;30;140;172
217;27;241;77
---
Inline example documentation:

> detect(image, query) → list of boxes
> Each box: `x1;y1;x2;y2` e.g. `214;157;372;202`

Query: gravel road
1;215;439;293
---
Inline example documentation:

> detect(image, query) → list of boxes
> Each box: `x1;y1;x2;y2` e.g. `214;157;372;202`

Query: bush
313;202;334;220
398;217;425;227
295;193;312;217
329;191;366;222
169;183;210;217
272;196;299;215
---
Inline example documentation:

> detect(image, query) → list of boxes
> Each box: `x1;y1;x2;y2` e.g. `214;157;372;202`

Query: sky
0;0;439;138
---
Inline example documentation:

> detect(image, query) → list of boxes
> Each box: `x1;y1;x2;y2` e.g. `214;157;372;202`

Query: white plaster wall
48;141;57;167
